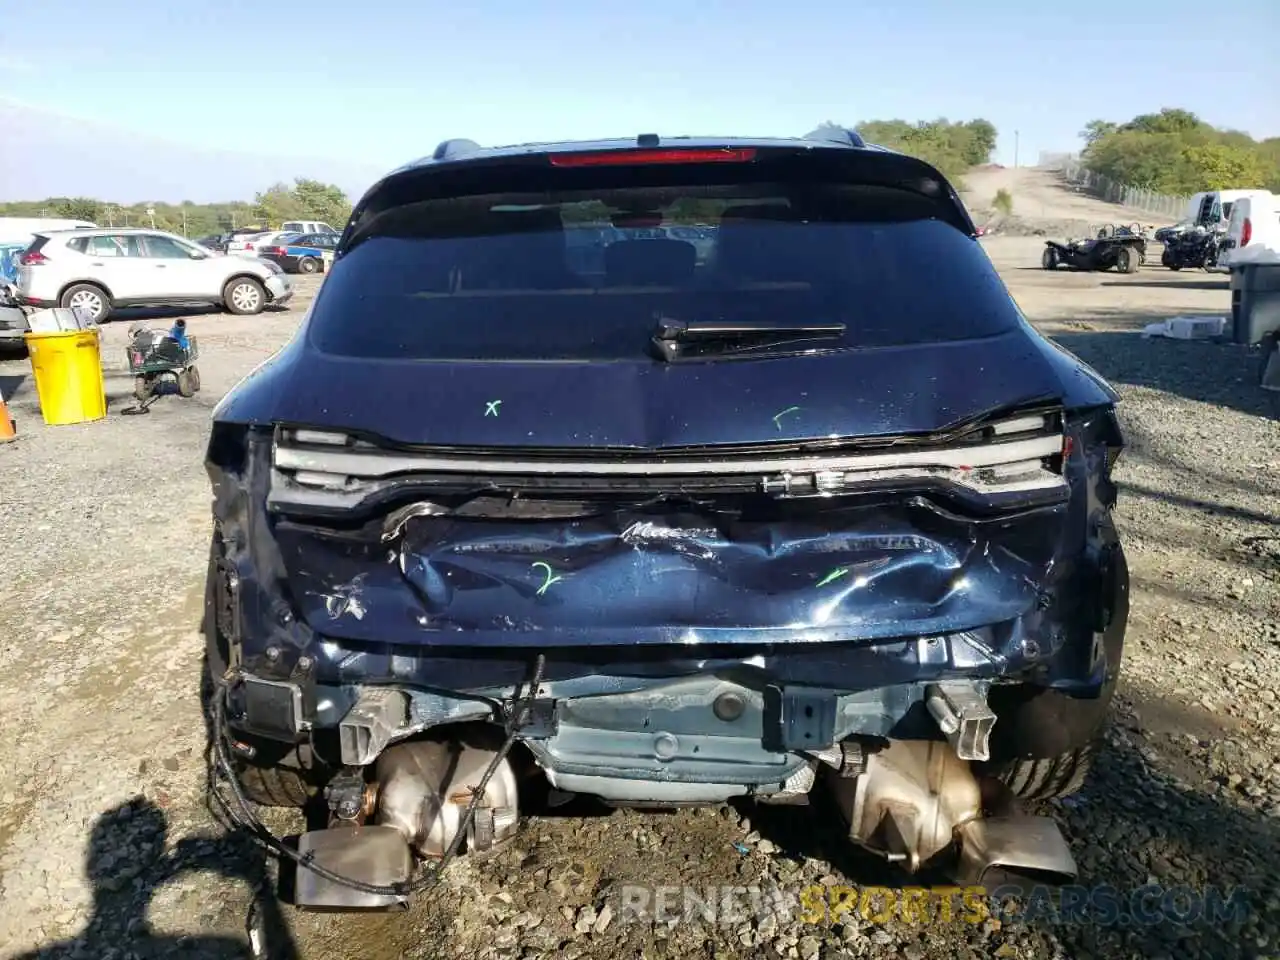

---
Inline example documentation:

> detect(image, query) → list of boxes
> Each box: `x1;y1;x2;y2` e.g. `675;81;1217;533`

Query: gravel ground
2;235;1279;960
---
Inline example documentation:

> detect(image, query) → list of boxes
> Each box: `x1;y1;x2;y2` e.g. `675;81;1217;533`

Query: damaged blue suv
205;128;1128;908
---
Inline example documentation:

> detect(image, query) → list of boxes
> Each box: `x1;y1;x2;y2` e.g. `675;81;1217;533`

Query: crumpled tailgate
273;496;1071;648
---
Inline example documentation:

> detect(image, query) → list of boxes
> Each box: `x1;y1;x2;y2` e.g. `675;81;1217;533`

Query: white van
0;217;97;245
1184;190;1273;230
1220;194;1280;268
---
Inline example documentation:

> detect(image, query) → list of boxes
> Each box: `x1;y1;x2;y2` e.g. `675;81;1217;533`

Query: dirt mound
960;166;1175;238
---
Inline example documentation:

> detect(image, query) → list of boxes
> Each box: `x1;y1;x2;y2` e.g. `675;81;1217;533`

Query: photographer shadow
8;795;298;960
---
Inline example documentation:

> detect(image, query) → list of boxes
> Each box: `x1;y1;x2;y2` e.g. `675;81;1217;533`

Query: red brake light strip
549;148;757;167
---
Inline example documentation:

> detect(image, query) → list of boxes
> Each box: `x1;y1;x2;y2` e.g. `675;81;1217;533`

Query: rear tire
234;762;312;807
59;283;111;323
189;365;201;393
133;376;152;402
984;743;1097;802
177;370;195;398
1041;247;1058;270
298;257;319;274
1117;246;1139;274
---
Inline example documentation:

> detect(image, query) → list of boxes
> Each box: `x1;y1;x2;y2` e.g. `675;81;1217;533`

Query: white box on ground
1140;315;1228;340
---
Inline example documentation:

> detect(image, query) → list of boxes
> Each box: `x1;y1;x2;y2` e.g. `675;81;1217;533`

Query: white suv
15;228;294;323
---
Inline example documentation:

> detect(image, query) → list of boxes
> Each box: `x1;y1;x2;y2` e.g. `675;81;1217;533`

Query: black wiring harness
210;653;547;898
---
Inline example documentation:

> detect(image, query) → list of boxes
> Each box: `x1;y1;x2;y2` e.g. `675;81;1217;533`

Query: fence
1038;152;1190;221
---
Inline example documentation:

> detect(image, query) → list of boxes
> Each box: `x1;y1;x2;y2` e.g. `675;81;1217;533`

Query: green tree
253;182;310;225
1257;137;1280;191
1121;108;1203;136
850;117;1000;180
961;119;998;166
51;197;100;221
292;178;352;226
253;178;352;228
1177;143;1270;191
1081;108;1280;195
1079;120;1117;147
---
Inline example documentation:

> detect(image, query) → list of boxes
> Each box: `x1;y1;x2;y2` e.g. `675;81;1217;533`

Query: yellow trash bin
23;327;107;426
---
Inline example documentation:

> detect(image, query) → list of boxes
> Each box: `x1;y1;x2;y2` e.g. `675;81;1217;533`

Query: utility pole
1014;130;1020;169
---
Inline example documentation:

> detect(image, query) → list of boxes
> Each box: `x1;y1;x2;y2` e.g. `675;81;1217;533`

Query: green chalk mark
816;566;850;588
531;561;564;596
772;405;801;431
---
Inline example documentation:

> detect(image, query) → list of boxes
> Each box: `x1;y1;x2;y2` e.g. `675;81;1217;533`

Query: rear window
308;181;1016;361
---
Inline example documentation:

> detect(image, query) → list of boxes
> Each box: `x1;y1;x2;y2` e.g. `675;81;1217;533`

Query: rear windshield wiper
651;318;847;362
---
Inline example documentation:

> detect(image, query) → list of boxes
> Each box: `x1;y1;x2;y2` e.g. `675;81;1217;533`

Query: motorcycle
1161;227;1227;271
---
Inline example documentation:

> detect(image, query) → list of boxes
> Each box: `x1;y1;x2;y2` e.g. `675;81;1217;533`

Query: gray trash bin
1230;264;1280;344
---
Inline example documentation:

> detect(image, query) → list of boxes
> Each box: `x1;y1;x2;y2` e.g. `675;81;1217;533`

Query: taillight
19;251;47;266
1241;218;1252;247
263;246;285;256
549;147;757;167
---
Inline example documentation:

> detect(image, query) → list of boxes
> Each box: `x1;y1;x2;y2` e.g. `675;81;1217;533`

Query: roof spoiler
431;139;483;161
348;128;978;246
802;125;867;149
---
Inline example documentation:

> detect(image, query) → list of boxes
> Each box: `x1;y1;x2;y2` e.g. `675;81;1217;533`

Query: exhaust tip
293;824;412;912
955;814;1078;891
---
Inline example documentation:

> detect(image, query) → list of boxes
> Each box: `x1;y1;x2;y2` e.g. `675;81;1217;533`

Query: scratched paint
319;574;369;620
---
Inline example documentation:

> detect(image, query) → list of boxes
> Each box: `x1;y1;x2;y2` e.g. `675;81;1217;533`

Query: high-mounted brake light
549;148;757;167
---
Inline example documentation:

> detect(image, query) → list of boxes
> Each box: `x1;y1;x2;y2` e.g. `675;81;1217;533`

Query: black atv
1042;223;1146;274
1161;227;1227;271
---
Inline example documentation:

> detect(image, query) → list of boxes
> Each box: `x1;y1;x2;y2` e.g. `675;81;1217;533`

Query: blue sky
2;0;1278;202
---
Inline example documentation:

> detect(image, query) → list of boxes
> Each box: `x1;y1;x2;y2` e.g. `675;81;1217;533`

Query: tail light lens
19;251;47;266
1241;218;1252;247
262;246;286;256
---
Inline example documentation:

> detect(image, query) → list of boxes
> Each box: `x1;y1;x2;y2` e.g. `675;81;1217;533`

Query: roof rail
431;138;483;161
802;125;866;149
